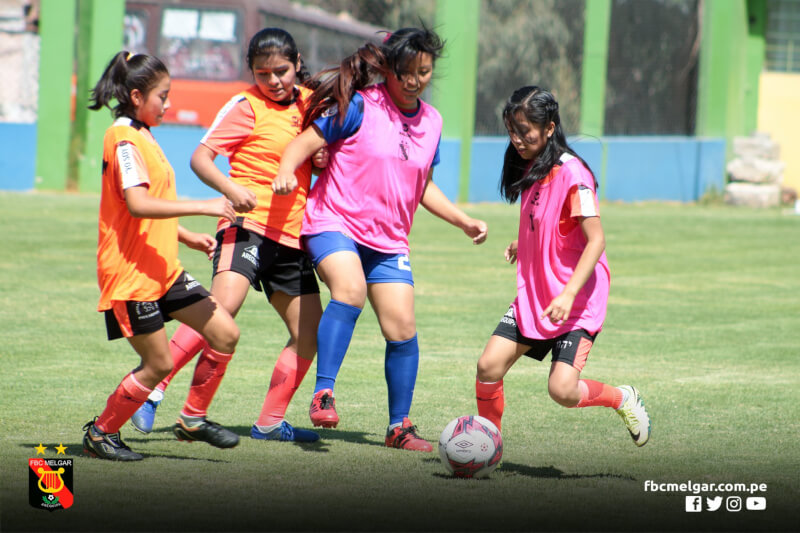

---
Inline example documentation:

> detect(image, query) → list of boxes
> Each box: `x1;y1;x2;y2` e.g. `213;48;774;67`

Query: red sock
95;373;153;433
476;379;504;431
575;379;623;409
182;347;234;418
158;324;206;392
256;348;313;427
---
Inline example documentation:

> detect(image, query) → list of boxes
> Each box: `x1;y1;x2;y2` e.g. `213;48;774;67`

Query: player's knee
548;382;579;407
207;322;239;354
150;358;173;381
476;357;501;382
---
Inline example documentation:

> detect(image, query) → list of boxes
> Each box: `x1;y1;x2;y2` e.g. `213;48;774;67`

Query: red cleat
385;417;433;452
309;389;339;428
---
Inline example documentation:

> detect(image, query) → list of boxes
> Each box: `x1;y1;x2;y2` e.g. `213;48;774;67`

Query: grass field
1;191;798;532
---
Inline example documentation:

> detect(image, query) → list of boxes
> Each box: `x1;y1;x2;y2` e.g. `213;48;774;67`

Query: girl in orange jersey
82;51;241;461
130;28;326;442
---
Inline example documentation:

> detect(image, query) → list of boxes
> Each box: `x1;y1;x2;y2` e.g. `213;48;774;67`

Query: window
766;0;800;72
158;7;242;80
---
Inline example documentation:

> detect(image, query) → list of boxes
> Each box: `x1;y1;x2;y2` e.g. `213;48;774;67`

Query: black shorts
492;306;597;371
104;270;210;341
212;225;319;300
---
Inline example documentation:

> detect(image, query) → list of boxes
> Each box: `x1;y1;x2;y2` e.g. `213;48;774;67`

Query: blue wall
0;123;37;191
1;123;725;203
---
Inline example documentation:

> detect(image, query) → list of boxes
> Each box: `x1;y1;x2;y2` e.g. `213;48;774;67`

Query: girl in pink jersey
130;28;326;443
83;51;240;461
475;86;651;447
274;27;488;452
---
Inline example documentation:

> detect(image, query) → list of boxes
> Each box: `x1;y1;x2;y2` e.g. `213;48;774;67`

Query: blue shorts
303;232;414;286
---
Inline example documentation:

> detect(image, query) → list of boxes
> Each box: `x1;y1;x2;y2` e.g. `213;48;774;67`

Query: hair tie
126;52;134;62
382;32;392;44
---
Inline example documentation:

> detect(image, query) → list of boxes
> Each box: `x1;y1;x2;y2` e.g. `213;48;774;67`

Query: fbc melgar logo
28;442;74;511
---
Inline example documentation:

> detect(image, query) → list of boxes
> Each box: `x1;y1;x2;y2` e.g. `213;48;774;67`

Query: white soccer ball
438;415;503;478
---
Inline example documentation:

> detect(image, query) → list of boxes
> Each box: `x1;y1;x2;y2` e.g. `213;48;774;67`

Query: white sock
255;422;281;433
148;388;164;403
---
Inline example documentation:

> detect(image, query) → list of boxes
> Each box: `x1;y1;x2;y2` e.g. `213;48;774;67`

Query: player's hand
541;292;575;325
272;170;298;195
226;182;257;213
182;231;217;260
205;196;236;223
463;217;488;245
504;240;518;264
312;147;329;169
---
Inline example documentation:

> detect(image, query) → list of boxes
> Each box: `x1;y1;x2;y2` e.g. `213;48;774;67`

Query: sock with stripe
153;324;206;399
181;347;234;418
475;378;505;431
95;372;153;434
574;379;624;409
256;347;313;427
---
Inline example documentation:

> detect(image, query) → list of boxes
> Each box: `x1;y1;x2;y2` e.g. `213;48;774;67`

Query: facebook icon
685;496;703;512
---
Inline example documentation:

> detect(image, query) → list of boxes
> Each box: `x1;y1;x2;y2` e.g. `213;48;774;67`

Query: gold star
55;443;67;455
35;443;47;455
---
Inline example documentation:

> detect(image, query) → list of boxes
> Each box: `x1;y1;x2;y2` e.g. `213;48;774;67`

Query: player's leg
475;335;527;432
85;324;173;461
132;230;252;433
369;278;430;452
167;293;240;448
306;232;367;427
549;330;650;446
251;290;322;442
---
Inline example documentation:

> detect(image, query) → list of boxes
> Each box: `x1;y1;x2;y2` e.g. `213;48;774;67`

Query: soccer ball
438;415;502;478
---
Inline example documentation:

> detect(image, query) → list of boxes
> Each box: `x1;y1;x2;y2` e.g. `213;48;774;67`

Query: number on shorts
398;255;411;271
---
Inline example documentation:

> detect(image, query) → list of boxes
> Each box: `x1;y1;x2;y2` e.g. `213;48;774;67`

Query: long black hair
246;27;311;84
499;86;595;203
301;26;444;129
88;52;169;118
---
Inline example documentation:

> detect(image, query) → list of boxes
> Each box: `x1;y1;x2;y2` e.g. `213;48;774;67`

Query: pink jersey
301;83;442;254
511;153;610;339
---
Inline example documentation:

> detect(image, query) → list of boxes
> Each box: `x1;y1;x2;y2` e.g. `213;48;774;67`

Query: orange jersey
96;118;182;311
201;85;312;248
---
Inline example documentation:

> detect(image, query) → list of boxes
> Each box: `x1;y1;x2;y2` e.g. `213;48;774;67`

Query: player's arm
541;215;605;324
190;144;256;213
420;169;488;245
273;126;327;195
124;185;235;222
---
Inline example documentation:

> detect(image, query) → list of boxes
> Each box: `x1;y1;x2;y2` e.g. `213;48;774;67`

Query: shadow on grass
422;457;635;481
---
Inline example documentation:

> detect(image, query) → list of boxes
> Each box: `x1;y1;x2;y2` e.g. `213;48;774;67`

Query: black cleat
173;418;239;449
82;418;143;461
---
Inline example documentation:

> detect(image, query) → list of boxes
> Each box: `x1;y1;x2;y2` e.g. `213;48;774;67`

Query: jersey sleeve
200;96;256;158
431;135;441;167
116;141;150;190
313;93;364;144
567;184;600;218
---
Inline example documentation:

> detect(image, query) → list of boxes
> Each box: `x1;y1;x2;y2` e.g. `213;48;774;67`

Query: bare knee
548;380;580;407
476;356;503;383
206;322;239;354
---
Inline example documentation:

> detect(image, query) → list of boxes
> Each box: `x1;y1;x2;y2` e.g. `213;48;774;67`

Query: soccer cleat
82;419;143;461
309;389;339;428
130;399;160;434
385;417;433;452
250;421;320;443
173;417;239;449
616;385;651;447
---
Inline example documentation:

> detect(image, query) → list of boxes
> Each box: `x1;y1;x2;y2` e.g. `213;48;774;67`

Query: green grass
1;191;798;532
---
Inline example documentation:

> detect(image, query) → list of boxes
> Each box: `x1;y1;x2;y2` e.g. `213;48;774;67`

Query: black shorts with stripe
104;270;210;340
492;306;597;370
212;225;319;300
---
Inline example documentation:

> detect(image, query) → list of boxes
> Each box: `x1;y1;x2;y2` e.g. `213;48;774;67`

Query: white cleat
616;385;651;447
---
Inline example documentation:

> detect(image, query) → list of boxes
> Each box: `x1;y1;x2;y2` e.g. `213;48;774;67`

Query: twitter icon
706;496;723;511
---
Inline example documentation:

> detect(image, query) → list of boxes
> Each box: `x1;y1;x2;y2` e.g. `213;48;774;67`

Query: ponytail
88;51;169;118
302;26;444;130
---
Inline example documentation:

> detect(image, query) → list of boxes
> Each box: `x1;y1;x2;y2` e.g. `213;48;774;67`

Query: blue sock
385;334;419;425
314;299;361;393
